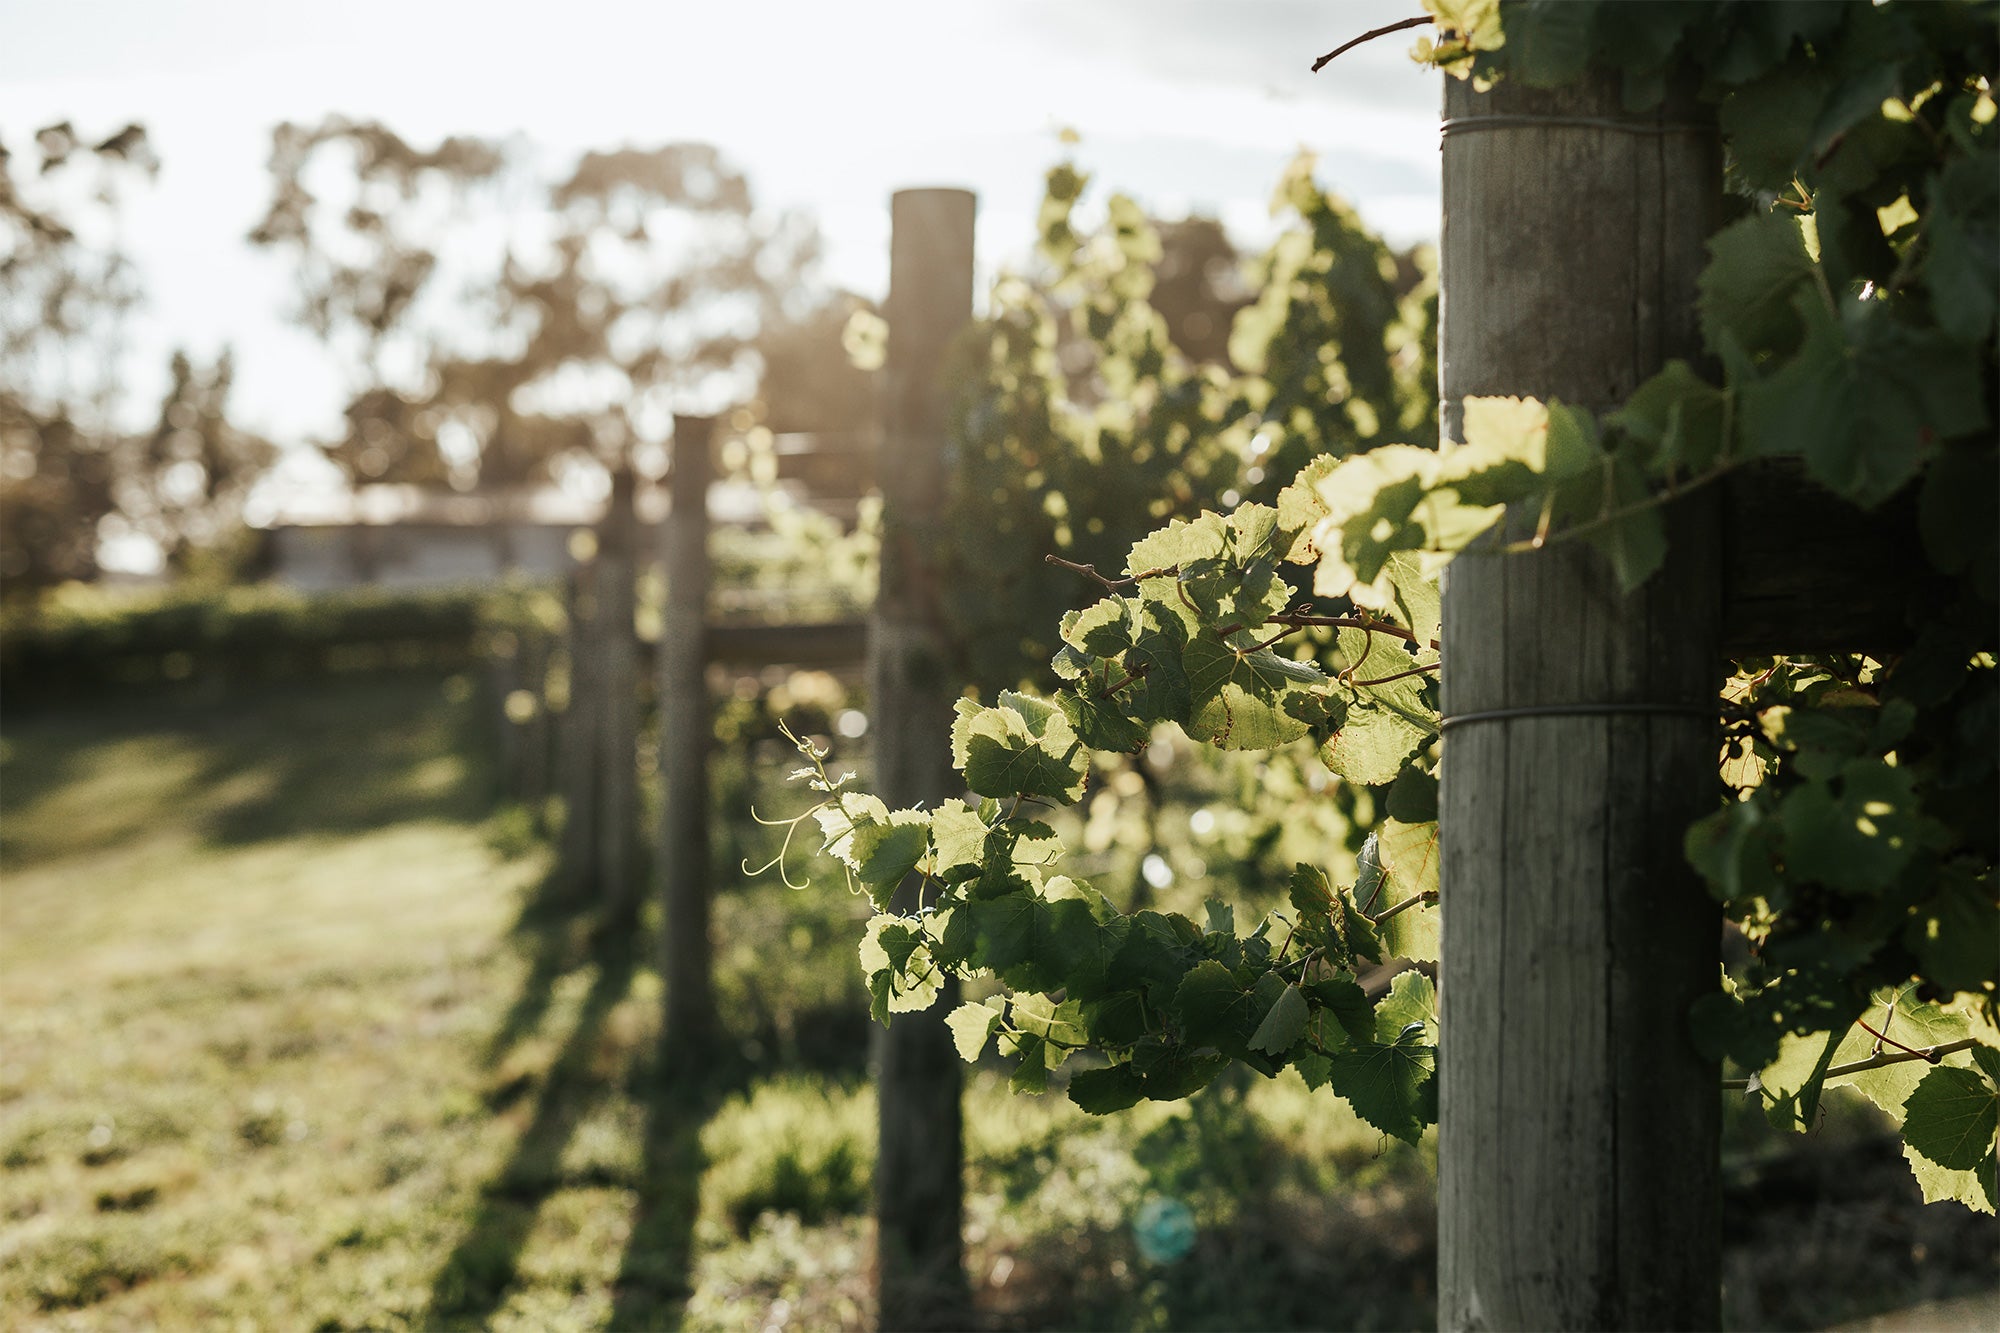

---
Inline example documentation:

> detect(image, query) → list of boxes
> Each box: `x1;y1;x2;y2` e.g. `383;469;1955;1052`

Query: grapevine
767;0;1998;1207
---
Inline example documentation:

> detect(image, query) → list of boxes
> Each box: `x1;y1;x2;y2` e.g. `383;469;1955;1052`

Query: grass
11;670;1978;1330
0;672;1437;1332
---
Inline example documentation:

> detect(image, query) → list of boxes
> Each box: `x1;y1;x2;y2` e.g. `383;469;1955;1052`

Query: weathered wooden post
597;465;642;919
873;186;976;1331
556;552;601;898
517;627;553;822
1437;75;1724;1330
660;414;716;1054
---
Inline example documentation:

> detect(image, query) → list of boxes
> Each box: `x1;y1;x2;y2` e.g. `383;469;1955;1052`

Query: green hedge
0;582;559;705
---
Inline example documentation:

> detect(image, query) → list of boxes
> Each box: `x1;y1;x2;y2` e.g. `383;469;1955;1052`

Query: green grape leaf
1009;1036;1051;1093
1249;983;1311;1055
1449;396;1601;490
1925;151;2000;343
946;1000;1002;1062
1322;706;1428;787
1334;887;1385;970
1059;689;1150;753
868;970;894;1026
1010;992;1088;1050
1386;767;1440;825
859;917;940;1014
1373;969;1438;1044
1742;290;1988;507
814;791;890;868
1107;911;1196;993
1778;758;1929;895
1385;551;1442;651
1377;817;1440;903
849;810;933;908
1325;1029;1437;1144
1322;626;1437;785
1276;454;1339;563
1131;1045;1229;1102
1901;1066;2000;1172
1838;987;1977;1116
1307;976;1376;1045
1718;63;1832;190
1505;0;1595;88
1041;905;1132;1002
928;801;990;883
1580;453;1668;591
1609;359;1728;475
1685;800;1783;903
1697;212;1816;356
1068;1064;1146;1115
1182;637;1324;750
1289;862;1334;917
1755;1028;1845;1133
1903;1145;1998;1215
1124;601;1194;724
954;692;1088;802
1294;1049;1333;1091
1128;513;1226;574
1903;871;2000;997
1175;959;1255;1049
1228;502;1284;562
1063;596;1140;657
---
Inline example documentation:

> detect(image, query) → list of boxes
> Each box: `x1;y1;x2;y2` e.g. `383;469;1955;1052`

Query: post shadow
421;923;641;1327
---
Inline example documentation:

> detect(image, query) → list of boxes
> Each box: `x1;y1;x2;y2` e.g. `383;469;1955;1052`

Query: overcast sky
1;0;1442;444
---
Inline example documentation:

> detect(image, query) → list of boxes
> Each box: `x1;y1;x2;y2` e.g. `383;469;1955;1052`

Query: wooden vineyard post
518;627;553;826
659;414;715;1055
873;186;975;1331
596;465;642;920
556;552;601;900
1436;74;1724;1329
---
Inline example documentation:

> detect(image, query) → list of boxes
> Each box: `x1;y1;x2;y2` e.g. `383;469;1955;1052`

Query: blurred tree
118;350;276;578
751;291;879;435
2;125;276;600
1149;215;1249;368
251;120;825;492
1;123;149;597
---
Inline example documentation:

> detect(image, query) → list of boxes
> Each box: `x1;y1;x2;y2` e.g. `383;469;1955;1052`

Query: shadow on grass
481;874;596;1074
191;675;493;846
0;673;497;865
424;898;739;1330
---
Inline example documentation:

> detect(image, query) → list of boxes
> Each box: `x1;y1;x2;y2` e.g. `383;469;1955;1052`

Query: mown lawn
0;673;1438;1332
9;672;1981;1331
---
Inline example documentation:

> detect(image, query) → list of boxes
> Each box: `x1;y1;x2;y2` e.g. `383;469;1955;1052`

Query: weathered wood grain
1438;73;1724;1331
872;187;975;1331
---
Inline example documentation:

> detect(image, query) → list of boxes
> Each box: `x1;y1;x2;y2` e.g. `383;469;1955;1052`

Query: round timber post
660;414;716;1055
872;186;976;1331
1437;73;1725;1330
597;463;642;920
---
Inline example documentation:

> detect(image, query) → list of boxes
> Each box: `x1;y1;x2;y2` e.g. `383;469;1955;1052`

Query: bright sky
1;0;1442;446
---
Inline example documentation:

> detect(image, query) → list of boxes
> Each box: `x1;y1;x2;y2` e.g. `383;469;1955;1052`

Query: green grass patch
0;672;1445;1332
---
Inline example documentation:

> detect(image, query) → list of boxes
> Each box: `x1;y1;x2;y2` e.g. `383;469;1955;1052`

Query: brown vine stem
1339;621;1376;683
1043;553;1175;589
1495;455;1745;558
1268;611;1438;652
1370;889;1437;926
1722;1037;1982;1092
1857;1017;1939;1061
1311;15;1431;72
1353;661;1442;688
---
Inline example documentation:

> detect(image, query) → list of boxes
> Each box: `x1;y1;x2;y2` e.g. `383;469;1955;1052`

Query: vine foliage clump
768;0;1998;1209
